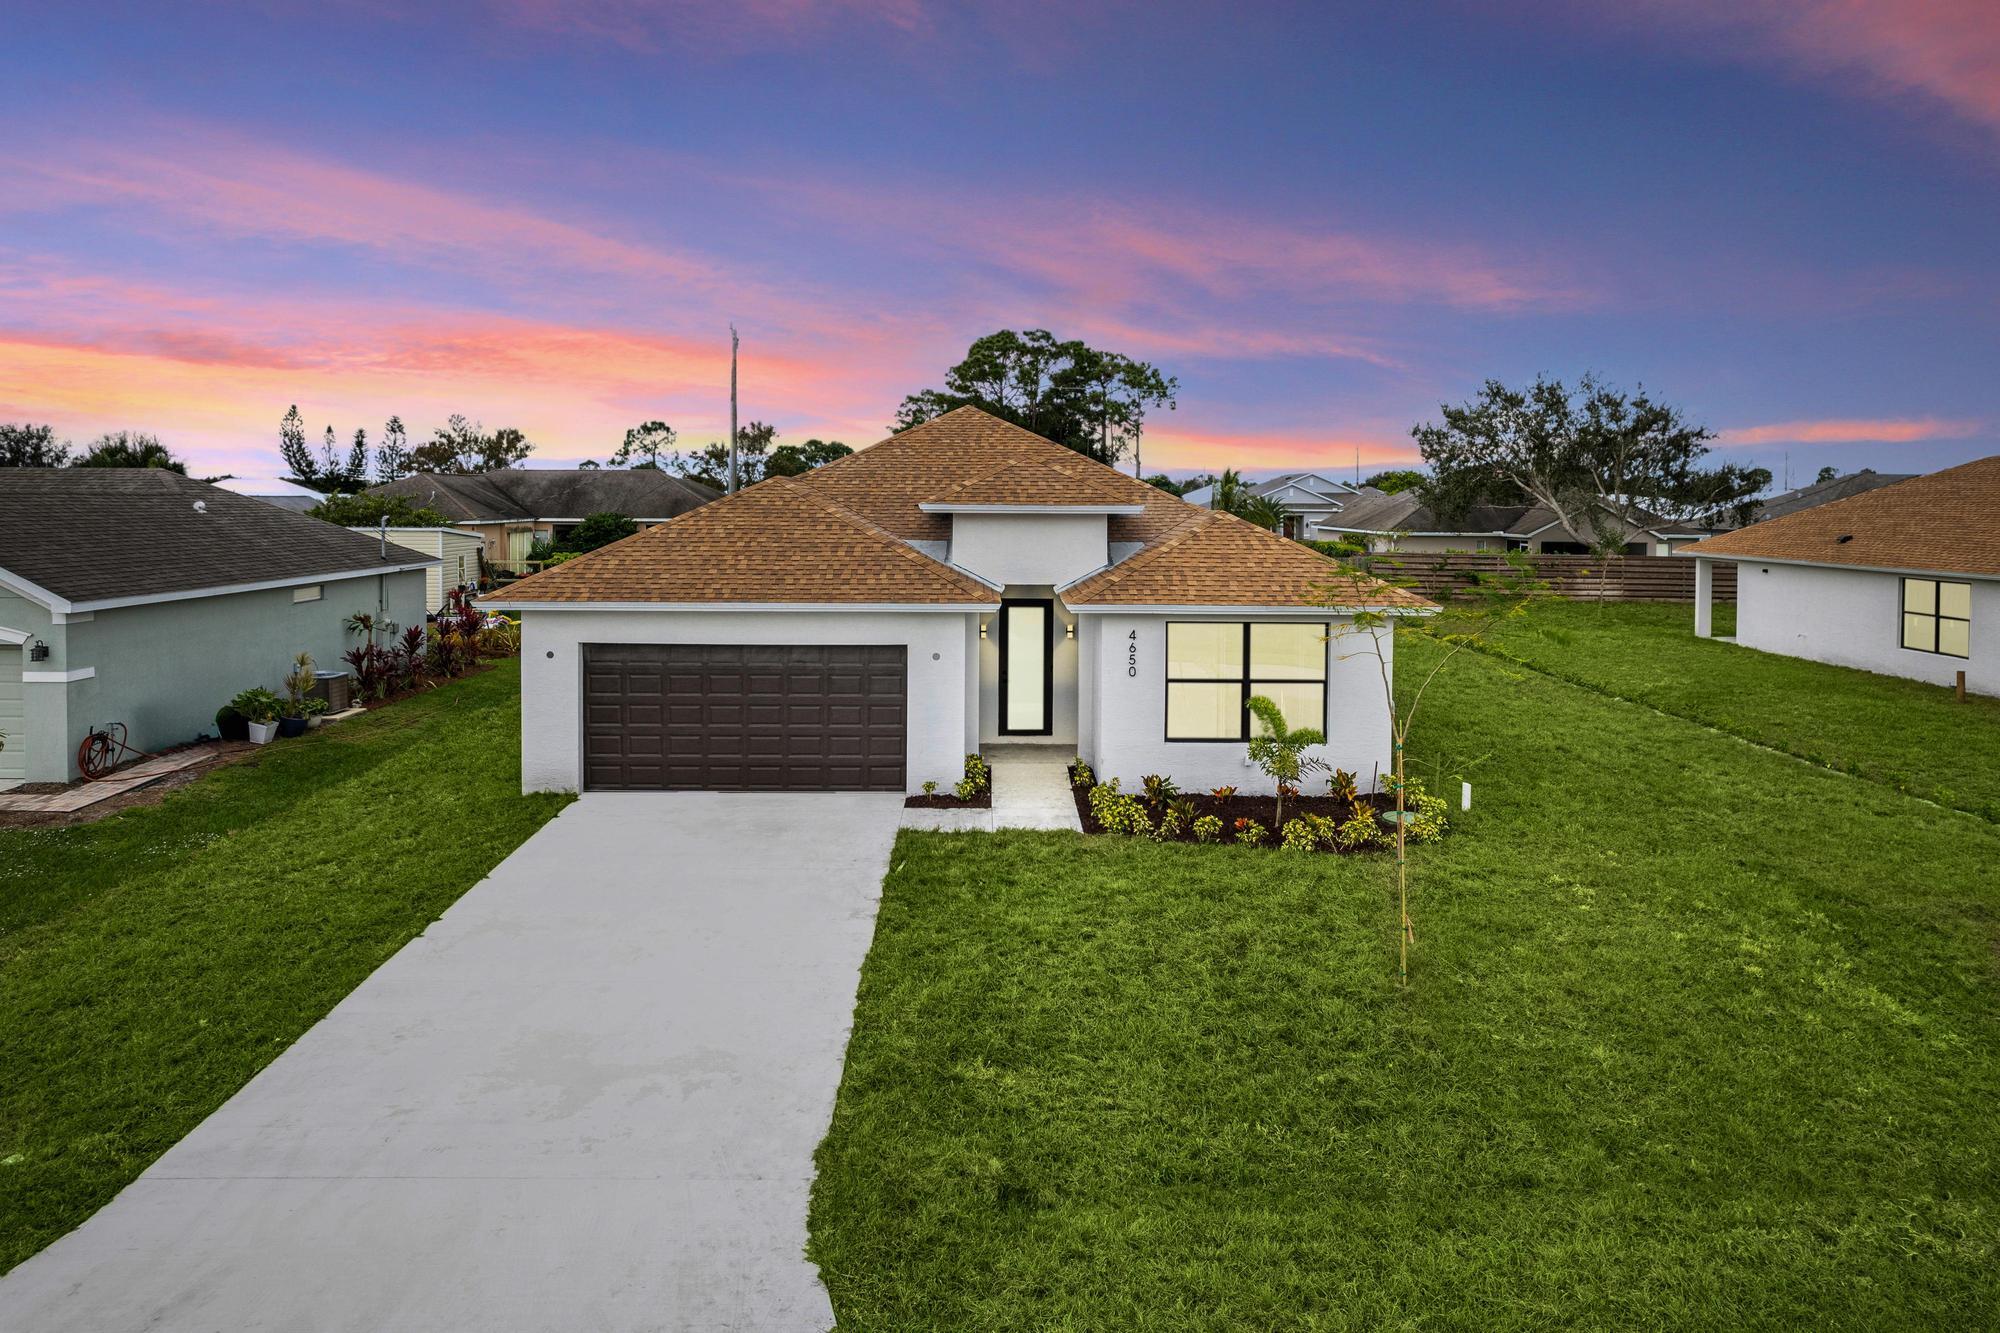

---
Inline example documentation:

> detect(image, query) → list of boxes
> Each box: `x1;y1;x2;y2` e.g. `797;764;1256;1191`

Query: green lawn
811;626;2000;1329
1462;600;2000;823
0;660;569;1274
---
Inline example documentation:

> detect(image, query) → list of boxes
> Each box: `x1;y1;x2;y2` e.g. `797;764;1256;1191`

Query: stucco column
1693;559;1713;638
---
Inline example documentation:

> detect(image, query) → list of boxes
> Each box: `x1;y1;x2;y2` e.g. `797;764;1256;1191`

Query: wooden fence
1350;553;1735;603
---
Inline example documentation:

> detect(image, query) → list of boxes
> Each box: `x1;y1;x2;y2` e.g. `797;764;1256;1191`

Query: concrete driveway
0;792;903;1332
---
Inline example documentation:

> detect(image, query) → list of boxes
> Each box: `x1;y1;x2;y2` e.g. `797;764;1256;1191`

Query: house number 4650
1127;629;1138;677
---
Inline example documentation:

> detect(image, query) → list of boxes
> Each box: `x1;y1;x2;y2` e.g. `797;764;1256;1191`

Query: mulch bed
903;789;993;810
1068;768;1399;851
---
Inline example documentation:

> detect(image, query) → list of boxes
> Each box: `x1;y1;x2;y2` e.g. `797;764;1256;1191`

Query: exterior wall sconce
28;639;50;662
1065;622;1076;640
978;619;988;639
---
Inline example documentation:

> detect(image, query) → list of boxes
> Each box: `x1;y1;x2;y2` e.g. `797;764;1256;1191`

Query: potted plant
279;653;315;737
230;687;283;744
303;696;330;729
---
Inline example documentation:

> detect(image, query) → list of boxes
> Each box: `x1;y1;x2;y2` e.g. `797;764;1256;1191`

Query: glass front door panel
1004;603;1048;733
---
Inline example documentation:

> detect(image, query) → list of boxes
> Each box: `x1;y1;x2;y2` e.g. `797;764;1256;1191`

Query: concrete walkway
0;743;221;812
0;792;903;1332
899;744;1082;832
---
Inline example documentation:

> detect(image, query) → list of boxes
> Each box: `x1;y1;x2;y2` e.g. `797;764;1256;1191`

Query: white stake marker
1461;782;1472;811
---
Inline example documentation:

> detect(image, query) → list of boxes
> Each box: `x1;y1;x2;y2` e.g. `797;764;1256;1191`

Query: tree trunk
1396;737;1409;987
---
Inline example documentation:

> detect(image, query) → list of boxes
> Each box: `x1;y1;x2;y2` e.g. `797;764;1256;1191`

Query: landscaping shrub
1070;759;1095;789
1281;818;1319;851
1405;778;1449;844
1234;818;1268;846
1337;808;1384;850
1089;782;1152;836
955;753;992;801
1192;814;1223;843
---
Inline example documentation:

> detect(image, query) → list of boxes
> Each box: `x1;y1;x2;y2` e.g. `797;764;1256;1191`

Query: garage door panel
584;644;905;791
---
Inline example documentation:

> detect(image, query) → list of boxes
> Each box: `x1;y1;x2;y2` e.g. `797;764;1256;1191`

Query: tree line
0;425;189;471
9;334;1770;556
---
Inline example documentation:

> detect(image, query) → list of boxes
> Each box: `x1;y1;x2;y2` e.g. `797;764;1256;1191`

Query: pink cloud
0;121;1572;476
1721;416;1985;446
0;250;906;475
760;172;1588;317
5;134;734;293
1589;1;2000;133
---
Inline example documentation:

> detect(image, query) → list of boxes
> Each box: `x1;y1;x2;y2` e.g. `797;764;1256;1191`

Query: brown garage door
582;644;906;791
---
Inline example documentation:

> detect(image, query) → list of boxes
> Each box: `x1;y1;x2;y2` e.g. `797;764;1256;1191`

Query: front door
998;599;1053;736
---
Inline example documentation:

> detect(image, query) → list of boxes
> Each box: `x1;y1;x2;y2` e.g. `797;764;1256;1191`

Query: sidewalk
900;745;1081;832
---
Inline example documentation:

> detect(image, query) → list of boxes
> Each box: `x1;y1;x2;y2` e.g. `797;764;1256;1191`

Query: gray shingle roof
1315;493;1681;539
0;469;435;608
1754;470;1918;523
368;469;718;523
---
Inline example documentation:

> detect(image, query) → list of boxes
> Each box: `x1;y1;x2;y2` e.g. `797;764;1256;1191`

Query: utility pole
728;324;740;494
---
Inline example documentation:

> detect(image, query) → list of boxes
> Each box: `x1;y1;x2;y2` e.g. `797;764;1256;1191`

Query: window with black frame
1165;622;1327;740
1901;577;1970;658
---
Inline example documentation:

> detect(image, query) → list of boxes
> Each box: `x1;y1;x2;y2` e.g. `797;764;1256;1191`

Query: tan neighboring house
1684;456;1999;696
368;469;718;573
347;526;487;613
483;407;1435;796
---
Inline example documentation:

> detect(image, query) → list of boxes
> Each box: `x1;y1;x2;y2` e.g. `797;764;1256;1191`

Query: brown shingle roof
492;475;998;604
1064;509;1435;609
1684;456;2000;578
802;406;1192;544
488;407;1429;610
920;456;1146;509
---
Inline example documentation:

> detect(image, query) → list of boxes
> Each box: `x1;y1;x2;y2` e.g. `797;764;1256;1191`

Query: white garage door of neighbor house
0;648;25;783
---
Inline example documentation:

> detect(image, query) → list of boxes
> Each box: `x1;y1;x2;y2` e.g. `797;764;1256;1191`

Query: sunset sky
3;1;1996;483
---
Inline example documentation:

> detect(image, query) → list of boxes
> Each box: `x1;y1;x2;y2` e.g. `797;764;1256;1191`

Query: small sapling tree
1328;553;1544;986
1245;695;1327;828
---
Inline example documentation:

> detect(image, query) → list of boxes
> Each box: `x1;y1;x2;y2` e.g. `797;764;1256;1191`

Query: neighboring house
1181;470;1365;539
484;408;1434;796
1750;469;1918;523
0;469;431;784
1684;457;1998;696
368;469;718;571
1311;491;1708;554
211;476;323;512
349;526;486;613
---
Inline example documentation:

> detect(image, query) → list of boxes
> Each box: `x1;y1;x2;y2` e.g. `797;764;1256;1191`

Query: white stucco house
1684;456;1998;696
485;408;1435;795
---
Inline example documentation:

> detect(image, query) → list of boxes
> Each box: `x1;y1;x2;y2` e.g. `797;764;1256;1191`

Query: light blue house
0;469;432;785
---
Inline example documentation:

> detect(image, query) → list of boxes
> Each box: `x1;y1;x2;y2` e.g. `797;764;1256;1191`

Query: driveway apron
0;792;902;1332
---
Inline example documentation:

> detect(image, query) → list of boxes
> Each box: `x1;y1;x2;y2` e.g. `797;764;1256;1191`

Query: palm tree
1237;495;1286;532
